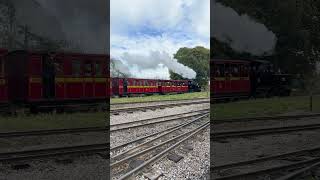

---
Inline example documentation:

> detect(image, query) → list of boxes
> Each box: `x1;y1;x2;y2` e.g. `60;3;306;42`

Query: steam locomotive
211;58;292;100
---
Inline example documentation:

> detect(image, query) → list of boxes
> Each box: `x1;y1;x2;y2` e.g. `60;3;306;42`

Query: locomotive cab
250;60;292;97
188;80;201;92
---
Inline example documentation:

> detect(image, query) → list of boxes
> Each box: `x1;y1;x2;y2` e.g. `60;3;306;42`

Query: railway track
111;114;209;179
212;115;320;179
0;143;108;162
111;108;209;132
211;123;320;140
0;127;107;138
212;146;320;180
110;99;209;114
214;113;320;124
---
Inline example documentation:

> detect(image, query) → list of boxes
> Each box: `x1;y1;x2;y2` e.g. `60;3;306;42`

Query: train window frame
215;63;225;77
71;59;82;77
231;64;240;77
84;60;93;77
95;61;103;76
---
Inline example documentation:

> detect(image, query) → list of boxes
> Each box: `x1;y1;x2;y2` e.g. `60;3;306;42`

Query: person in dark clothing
250;66;258;98
43;53;56;99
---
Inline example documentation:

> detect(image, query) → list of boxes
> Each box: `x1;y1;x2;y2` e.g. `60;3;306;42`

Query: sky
110;0;210;79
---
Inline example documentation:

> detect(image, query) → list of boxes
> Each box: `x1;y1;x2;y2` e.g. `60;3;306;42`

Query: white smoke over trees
1;0;108;54
110;58;132;78
121;51;196;79
211;0;277;55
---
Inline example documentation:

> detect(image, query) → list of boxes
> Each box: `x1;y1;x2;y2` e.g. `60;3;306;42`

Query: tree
170;46;210;89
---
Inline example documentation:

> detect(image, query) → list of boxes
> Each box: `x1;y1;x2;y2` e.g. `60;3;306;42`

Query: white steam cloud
117;51;196;79
212;0;277;55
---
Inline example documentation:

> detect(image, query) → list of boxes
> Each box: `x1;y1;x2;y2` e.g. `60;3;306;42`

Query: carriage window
215;64;225;77
225;64;231;77
84;61;93;76
72;60;81;76
95;61;102;76
231;64;240;77
240;65;249;77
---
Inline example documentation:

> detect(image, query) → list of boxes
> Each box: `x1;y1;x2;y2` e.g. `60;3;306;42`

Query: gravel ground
0;132;106;153
0;154;108;180
111;103;209;125
211;129;320;179
110;104;210;179
110;113;207;149
111;98;209;109
134;125;210;180
214;116;320;132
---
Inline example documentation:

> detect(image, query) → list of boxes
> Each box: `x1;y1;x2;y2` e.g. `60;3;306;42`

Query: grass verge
111;91;209;104
0;112;106;132
213;95;320;119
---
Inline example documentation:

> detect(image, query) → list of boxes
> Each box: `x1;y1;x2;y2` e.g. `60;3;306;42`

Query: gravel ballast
0;155;108;180
111;103;210;179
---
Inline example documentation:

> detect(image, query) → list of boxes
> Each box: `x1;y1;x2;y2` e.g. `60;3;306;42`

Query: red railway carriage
112;77;124;97
111;78;190;97
112;78;159;96
5;50;108;107
158;80;188;94
211;59;251;98
126;78;158;94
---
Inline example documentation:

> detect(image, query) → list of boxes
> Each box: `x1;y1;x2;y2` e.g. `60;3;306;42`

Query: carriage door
225;63;232;93
42;55;56;99
84;61;94;98
123;79;128;96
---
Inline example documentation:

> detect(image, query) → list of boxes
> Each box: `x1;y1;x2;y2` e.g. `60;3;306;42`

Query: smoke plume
120;51;196;79
212;0;276;55
10;0;108;54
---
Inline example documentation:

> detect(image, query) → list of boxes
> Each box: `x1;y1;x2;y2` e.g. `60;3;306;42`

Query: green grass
111;92;209;104
0;112;106;132
213;95;320;119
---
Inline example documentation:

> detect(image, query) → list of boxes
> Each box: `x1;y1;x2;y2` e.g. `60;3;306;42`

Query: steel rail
110;111;209;151
213;157;320;180
212;146;320;171
111;111;208;132
0;143;108;162
111;108;209;127
214;113;320;124
110;100;209;113
117;122;210;180
0;127;107;138
111;113;209;159
212;123;320;139
275;161;320;180
111;121;209;167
